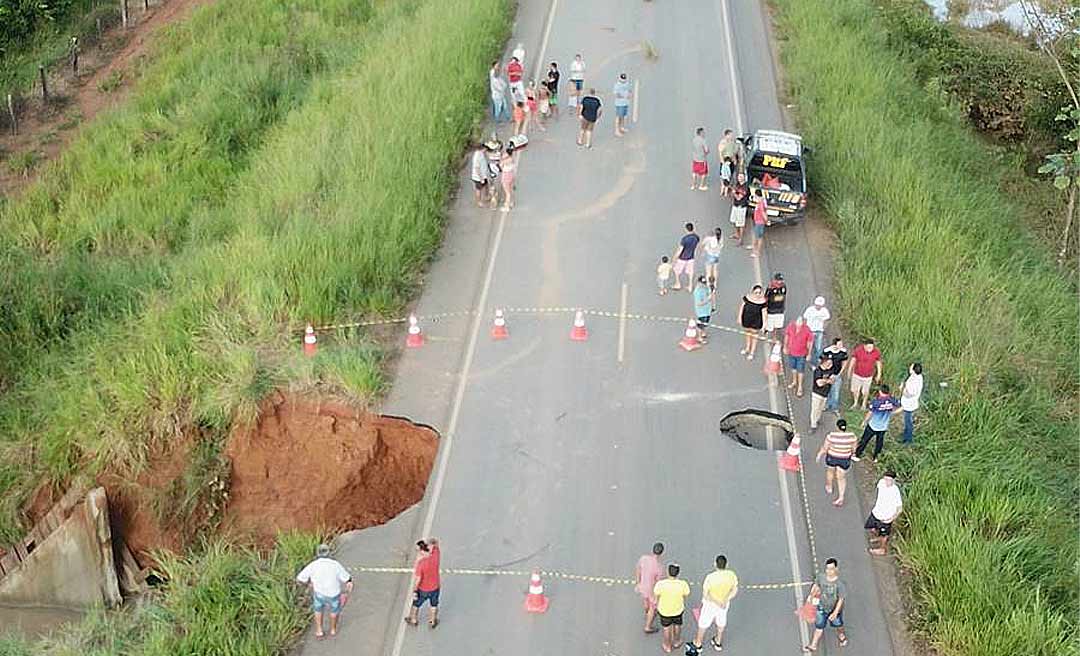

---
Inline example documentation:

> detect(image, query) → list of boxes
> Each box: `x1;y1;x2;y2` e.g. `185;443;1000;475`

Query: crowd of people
291;43;929;656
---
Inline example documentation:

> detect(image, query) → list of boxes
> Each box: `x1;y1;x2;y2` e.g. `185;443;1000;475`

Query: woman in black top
738;284;768;360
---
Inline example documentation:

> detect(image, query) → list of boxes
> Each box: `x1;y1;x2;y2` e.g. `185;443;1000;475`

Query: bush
879;0;1072;150
771;0;1079;653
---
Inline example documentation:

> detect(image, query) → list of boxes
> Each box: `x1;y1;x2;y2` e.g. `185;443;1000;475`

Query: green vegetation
0;0;509;534
0;0;116;93
771;0;1079;654
1;0;510;650
0;534;317;655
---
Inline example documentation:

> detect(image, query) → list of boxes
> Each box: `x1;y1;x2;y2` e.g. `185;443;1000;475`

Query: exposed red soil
222;392;438;546
0;0;210;198
78;392;437;562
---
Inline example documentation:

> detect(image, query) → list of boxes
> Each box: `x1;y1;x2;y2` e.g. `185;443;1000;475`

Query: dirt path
0;0;210;199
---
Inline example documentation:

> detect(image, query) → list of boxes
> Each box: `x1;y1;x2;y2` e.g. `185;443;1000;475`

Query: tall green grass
0;0;382;385
770;0;1079;654
0;533;318;655
0;0;511;546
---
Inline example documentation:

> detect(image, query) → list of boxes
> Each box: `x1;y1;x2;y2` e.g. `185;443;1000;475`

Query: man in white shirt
470;143;490;207
865;472;903;555
900;362;924;443
802;295;831;364
296;543;354;640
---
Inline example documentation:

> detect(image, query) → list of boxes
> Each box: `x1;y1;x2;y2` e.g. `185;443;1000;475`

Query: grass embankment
0;0;388;541
0;534;316;655
1;0;511;650
771;0;1079;654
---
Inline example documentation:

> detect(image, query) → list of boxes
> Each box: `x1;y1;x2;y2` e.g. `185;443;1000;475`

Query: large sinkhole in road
221;393;439;545
718;409;794;451
100;392;439;559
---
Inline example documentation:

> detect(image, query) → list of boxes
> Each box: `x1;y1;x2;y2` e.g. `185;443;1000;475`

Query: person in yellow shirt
691;555;739;653
653;563;691;653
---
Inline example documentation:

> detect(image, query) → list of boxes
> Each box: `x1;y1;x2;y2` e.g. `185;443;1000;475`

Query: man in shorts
577;88;602;148
816;418;856;506
653;563;691;653
612;72;632;136
783;316;814;397
295;543;353;640
729;172;749;244
803;558;848;651
690;555;738;653
470;143;490;207
671;222;700;291
506;55;524;103
405;537;441;628
691;127;709;191
764;272;786;336
866;472;903;555
848;339;882;409
634;542;665;633
717;128;741;168
544;62;560;119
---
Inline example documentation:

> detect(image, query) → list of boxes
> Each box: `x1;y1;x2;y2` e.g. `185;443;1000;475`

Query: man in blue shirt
612;72;632;137
853;385;901;462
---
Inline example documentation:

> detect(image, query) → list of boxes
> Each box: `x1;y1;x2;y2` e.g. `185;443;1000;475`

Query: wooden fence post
121;0;129;28
7;94;16;136
144;0;149;10
39;66;48;101
71;37;80;76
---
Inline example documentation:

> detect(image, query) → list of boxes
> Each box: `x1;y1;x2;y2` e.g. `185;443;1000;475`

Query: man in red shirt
405;538;441;628
783;316;814;397
506;56;524;103
848;339;883;410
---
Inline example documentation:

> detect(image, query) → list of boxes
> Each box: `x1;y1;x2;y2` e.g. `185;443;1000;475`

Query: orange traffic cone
678;320;703;351
303;324;318;357
491;309;509;340
779;432;802;471
569;310;588;342
765;342;782;374
405;315;424;348
524;571;549;613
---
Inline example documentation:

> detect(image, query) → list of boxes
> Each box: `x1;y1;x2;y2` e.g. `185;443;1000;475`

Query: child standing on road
657;256;673;295
720;157;734;198
693;276;713;341
537;84;550;129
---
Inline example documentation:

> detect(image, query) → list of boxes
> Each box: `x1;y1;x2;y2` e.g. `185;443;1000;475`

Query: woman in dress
738;284;767;360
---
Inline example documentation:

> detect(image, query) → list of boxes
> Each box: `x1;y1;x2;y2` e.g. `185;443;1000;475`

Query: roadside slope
770;0;1079;654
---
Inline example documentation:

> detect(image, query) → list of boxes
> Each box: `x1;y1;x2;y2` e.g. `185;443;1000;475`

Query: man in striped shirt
816;419;857;507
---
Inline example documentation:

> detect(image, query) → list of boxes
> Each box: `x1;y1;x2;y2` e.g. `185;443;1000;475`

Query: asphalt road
299;1;897;655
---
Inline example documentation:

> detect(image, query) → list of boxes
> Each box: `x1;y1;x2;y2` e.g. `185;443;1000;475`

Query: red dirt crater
222;392;438;545
93;392;437;561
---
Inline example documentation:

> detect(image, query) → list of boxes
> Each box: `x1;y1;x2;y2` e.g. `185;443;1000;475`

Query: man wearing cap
866;472;903;555
764;272;786;336
296;543;353;640
802;296;831;365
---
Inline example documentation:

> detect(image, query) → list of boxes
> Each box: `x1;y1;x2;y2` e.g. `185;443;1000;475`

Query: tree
1019;0;1079;265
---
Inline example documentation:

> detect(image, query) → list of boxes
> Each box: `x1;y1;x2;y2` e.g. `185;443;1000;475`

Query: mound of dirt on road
222;392;438;545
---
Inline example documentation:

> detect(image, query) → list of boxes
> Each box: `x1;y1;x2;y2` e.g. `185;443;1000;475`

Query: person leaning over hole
296;543;353;641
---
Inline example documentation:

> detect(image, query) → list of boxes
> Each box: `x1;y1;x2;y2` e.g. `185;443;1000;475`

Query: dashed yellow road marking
347;565;806;591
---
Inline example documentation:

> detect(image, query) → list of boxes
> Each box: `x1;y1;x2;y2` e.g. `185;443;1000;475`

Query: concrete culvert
718;409;794;451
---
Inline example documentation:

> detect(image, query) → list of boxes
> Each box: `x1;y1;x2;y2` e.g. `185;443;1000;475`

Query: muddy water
0;604;85;640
